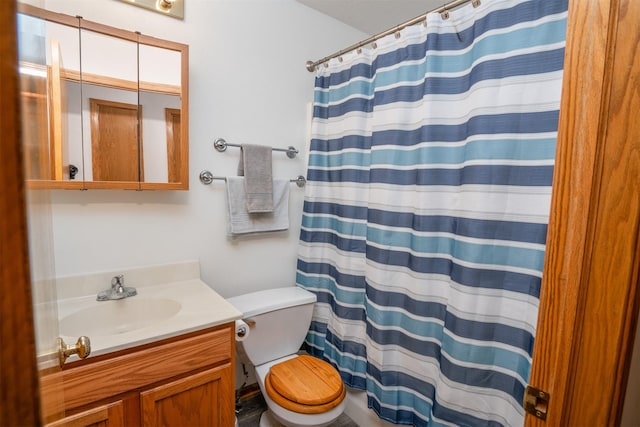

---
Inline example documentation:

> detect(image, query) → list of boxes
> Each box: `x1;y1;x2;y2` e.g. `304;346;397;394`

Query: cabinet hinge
524;385;550;421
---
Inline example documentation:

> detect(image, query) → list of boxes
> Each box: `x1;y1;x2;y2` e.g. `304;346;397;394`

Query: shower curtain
296;0;568;425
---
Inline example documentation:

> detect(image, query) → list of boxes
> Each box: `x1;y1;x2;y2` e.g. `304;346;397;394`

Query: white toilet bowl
228;288;347;427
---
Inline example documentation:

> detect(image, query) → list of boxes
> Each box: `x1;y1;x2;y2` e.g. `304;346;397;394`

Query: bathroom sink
59;298;182;337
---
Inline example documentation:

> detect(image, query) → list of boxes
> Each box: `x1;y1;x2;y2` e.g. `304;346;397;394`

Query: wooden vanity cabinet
46;323;236;427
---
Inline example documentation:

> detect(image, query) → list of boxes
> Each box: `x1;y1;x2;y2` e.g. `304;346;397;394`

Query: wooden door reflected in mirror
90;98;142;182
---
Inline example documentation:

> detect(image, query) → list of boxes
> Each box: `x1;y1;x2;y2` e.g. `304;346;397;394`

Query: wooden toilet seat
264;355;346;414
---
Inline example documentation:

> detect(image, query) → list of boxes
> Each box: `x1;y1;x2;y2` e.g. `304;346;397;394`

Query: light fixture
157;0;176;11
19;65;47;78
115;0;184;20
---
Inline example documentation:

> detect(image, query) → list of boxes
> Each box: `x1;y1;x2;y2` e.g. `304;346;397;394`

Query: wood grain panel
525;0;612;425
178;45;189;189
140;364;232;427
61;326;232;410
20;73;51;180
49;39;64;180
563;0;640;424
0;0;41;425
165;108;181;183
46;401;124;427
89;99;140;182
527;0;640;425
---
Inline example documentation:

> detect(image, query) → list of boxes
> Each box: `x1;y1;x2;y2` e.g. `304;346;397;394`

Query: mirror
17;9;82;188
17;5;189;190
138;37;188;188
79;24;140;188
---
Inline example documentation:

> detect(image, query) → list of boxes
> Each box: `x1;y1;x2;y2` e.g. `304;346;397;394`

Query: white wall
41;0;366;299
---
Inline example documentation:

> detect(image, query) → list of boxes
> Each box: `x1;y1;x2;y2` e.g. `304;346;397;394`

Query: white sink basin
52;271;242;360
59;297;182;337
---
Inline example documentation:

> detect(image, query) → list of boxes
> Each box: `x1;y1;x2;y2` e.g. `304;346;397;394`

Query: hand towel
237;144;273;213
226;177;289;235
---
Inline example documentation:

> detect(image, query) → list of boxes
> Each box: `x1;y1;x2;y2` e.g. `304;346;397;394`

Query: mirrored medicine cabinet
17;4;189;190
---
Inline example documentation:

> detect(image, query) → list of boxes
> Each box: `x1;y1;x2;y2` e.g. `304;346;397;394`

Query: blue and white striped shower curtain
296;0;568;425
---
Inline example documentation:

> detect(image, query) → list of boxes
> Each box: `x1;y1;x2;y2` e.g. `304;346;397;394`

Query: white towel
237;144;273;213
226;177;289;235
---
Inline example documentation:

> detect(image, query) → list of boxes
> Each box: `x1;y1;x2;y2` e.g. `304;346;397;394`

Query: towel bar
199;170;306;188
213;138;298;159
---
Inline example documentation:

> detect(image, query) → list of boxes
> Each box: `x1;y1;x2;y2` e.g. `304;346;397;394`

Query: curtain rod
306;0;480;72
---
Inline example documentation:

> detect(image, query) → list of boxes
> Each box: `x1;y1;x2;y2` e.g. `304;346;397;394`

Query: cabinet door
140;364;234;427
46;401;124;427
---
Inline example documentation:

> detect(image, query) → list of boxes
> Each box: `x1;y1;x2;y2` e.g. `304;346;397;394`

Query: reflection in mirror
17;12;82;186
17;5;189;190
80;27;140;187
139;42;182;184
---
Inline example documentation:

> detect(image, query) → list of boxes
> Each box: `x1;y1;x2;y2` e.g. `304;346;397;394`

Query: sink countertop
57;278;242;360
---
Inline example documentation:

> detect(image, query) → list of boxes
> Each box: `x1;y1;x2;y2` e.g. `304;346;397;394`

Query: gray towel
226;177;289;235
237;144;273;213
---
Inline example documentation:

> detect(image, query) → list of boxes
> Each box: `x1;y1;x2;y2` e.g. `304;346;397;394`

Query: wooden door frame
0;0;42;425
2;0;639;425
526;0;640;425
165;107;180;183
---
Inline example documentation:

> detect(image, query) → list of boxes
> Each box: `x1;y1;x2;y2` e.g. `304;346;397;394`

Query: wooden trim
26;180;85;190
139;81;181;95
526;1;610;423
165;108;180;183
60;69;181;95
527;0;640;425
179;45;189;188
79;20;137;44
61;69;137;92
17;3;79;27
49;40;64;181
139;182;188;190
137;34;188;53
61;325;231;368
82;181;141;190
26;180;189;191
46;401;124;427
0;1;42;425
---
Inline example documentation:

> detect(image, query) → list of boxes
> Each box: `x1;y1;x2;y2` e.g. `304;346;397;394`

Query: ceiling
296;0;447;35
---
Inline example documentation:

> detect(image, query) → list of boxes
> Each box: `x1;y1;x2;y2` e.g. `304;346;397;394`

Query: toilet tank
227;286;316;367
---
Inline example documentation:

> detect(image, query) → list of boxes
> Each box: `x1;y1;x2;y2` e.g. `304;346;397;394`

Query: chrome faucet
96;274;137;301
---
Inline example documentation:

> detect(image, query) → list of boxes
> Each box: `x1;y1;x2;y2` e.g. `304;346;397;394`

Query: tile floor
236;392;358;427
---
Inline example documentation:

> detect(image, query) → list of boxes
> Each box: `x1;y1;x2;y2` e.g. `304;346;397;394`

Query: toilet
227;287;346;427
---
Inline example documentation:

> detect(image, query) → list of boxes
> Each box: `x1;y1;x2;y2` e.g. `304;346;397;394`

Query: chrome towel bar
214;138;298;159
199;170;306;188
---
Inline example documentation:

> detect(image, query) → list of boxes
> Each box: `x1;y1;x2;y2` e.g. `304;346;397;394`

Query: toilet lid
265;355;345;413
